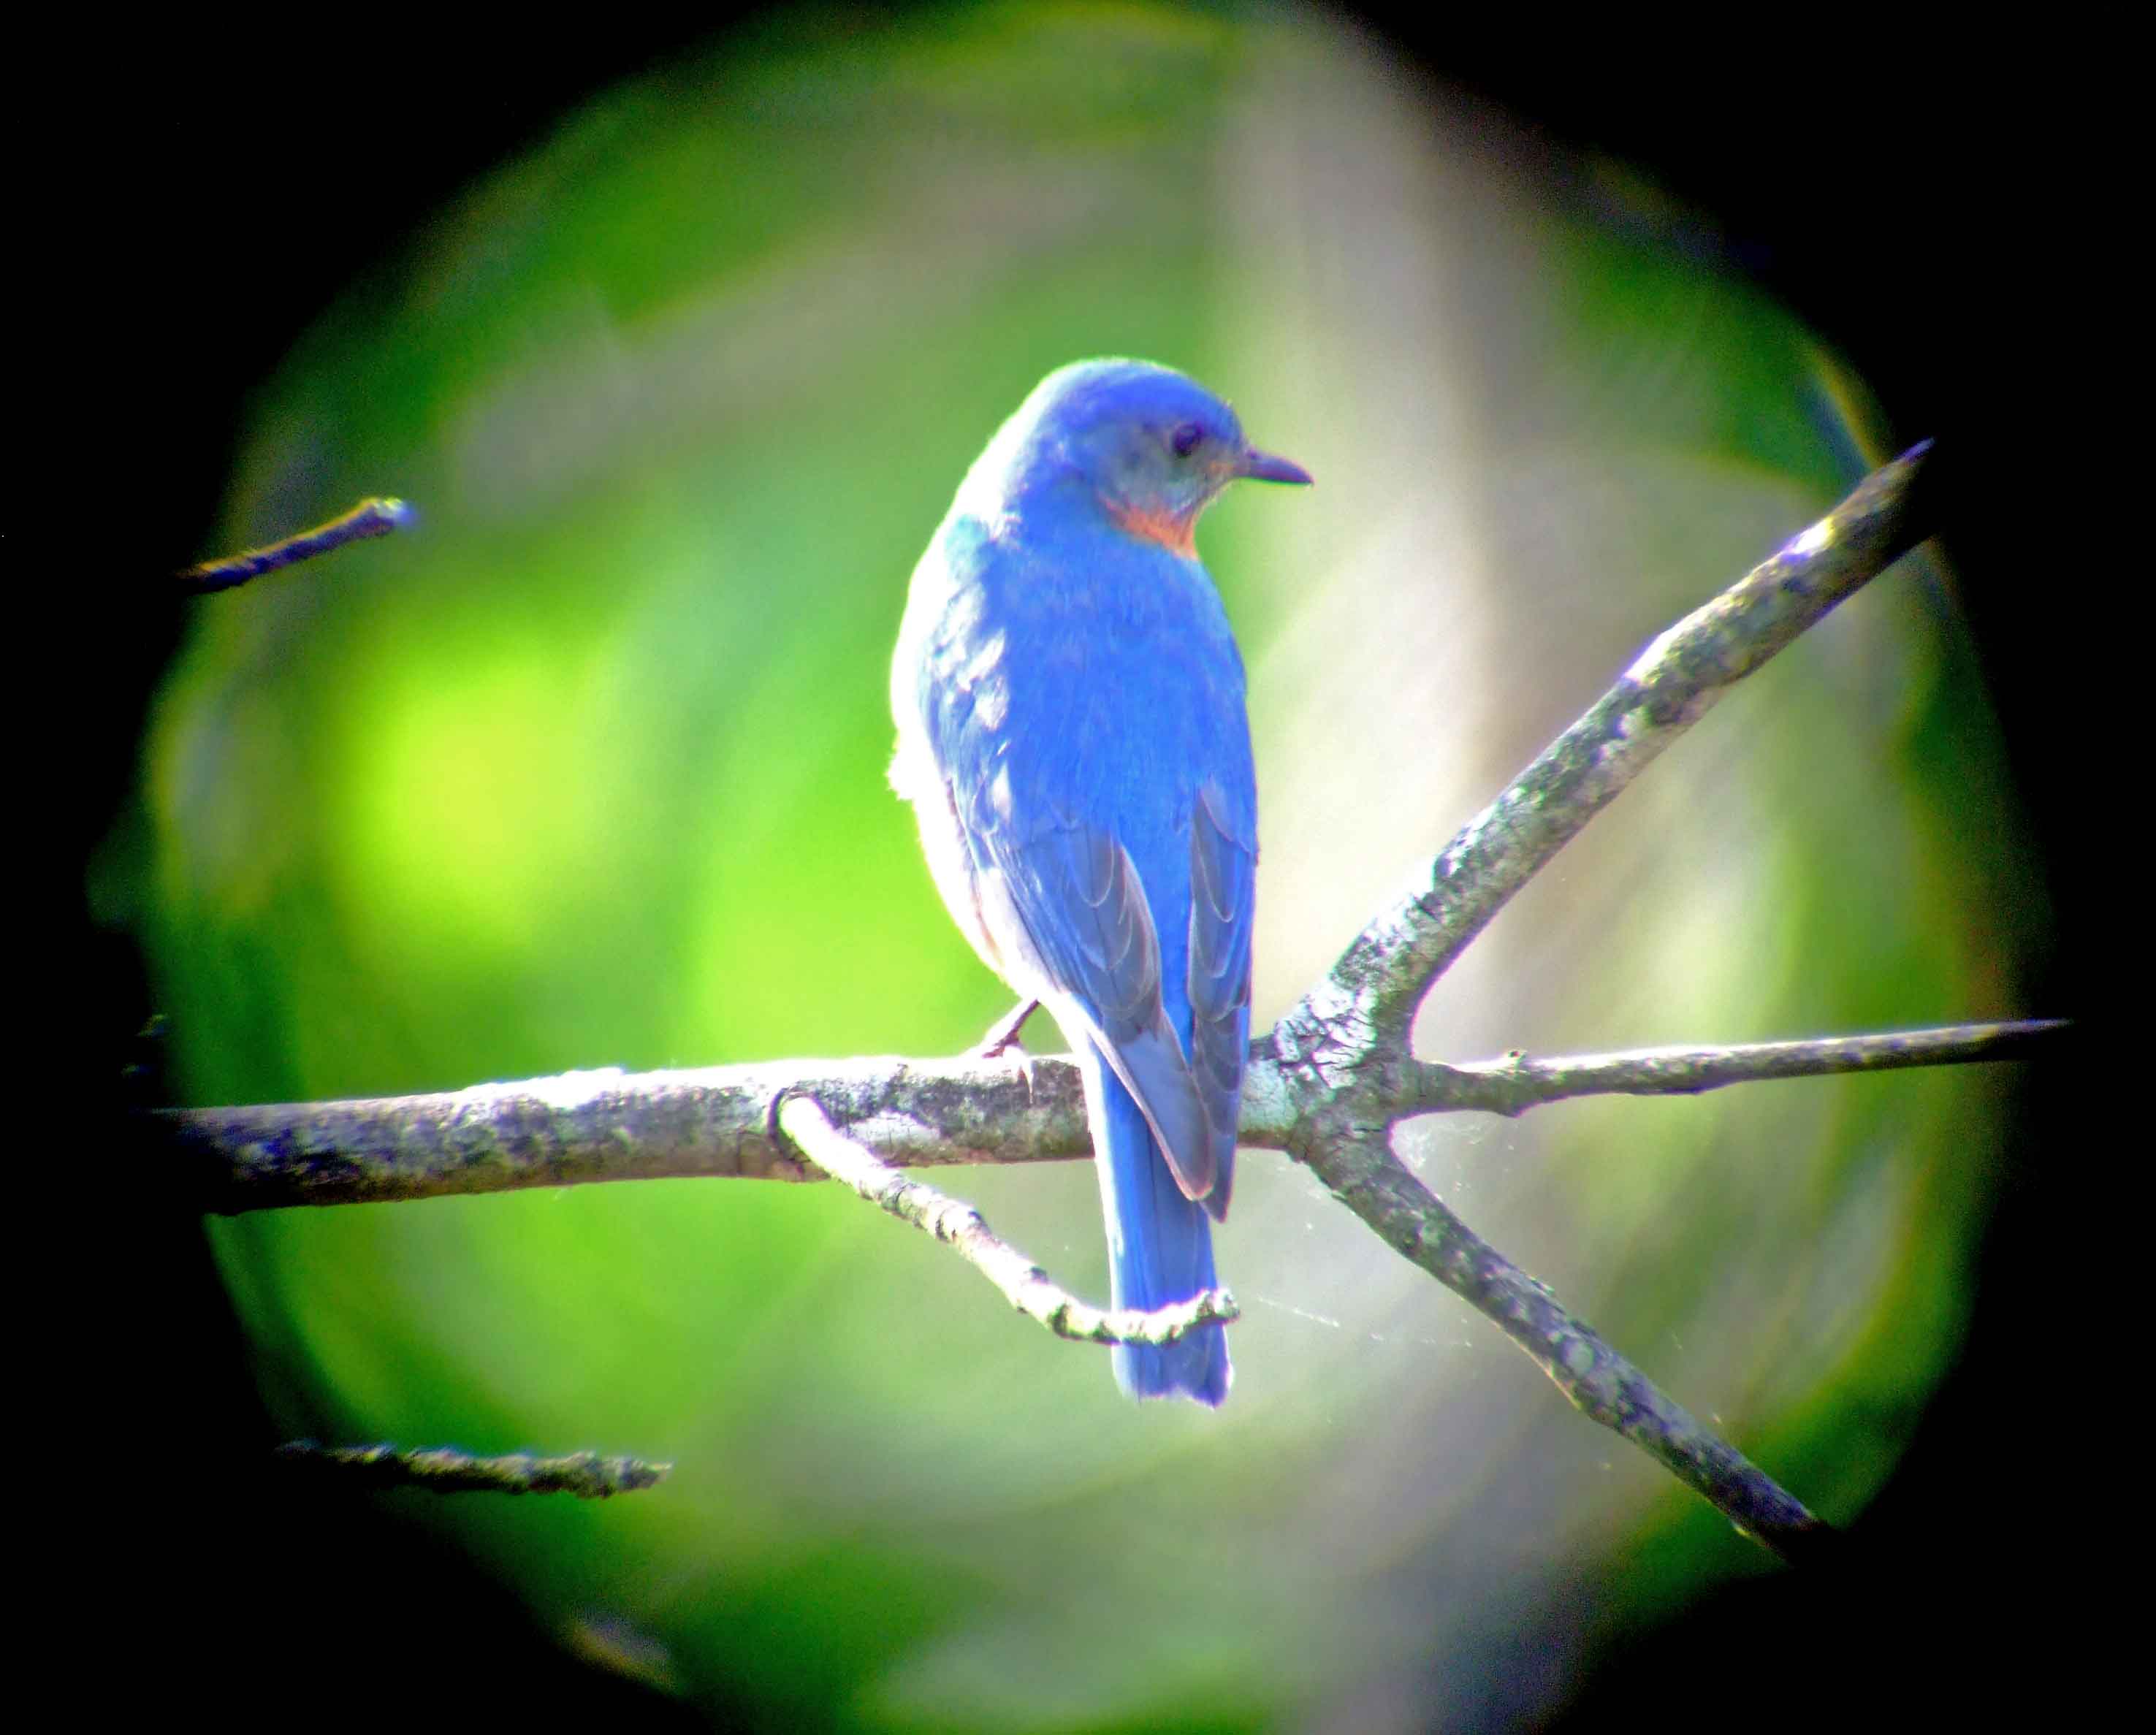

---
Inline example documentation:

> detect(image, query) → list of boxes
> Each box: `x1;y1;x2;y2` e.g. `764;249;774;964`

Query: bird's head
970;359;1311;557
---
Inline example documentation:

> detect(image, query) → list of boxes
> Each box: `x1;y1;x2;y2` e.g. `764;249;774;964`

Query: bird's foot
972;998;1042;1098
973;997;1040;1059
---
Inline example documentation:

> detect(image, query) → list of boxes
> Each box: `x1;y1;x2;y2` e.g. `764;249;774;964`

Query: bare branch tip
178;495;419;595
275;1439;671;1498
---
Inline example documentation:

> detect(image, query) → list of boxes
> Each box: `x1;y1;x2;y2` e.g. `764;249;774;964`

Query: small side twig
273;1439;670;1497
1403;1019;2069;1118
178;496;414;594
776;1092;1236;1347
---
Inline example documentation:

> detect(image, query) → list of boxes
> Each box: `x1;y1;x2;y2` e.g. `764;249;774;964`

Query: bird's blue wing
961;798;1219;1205
1186;777;1254;1221
900;514;1247;1213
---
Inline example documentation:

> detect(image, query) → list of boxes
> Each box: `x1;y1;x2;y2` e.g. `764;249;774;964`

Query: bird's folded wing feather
1186;778;1254;1221
970;812;1218;1205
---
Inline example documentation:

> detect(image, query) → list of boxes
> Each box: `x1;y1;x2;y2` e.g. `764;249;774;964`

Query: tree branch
776;1093;1236;1346
273;1439;669;1496
1297;1131;1829;1563
162;1018;2068;1213
167;1015;2057;1536
177;495;414;594
151;443;2046;1558
1402;1019;2069;1118
1266;441;1932;1068
167;1056;1092;1213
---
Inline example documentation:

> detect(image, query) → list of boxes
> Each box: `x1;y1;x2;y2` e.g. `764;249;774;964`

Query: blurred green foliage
115;4;2034;1728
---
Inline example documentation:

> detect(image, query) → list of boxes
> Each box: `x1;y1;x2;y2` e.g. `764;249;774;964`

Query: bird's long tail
1081;1042;1232;1406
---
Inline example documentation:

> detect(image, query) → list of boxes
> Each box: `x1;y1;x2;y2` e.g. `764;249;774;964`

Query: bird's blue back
918;508;1256;998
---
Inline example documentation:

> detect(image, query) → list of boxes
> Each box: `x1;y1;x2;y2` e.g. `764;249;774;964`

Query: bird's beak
1235;446;1314;486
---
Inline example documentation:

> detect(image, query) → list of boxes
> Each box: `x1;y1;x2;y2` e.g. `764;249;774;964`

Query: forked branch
159;444;2061;1554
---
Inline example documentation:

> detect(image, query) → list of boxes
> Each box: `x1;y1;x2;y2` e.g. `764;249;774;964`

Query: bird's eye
1170;422;1205;458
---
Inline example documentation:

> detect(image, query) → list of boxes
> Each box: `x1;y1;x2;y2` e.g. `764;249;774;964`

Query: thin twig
1403;1019;2069;1118
273;1439;669;1497
177;496;414;594
776;1092;1236;1347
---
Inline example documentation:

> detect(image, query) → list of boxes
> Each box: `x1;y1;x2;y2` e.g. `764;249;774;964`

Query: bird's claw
972;998;1042;1100
973;997;1040;1059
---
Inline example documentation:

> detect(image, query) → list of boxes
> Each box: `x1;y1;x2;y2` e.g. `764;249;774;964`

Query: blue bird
890;359;1310;1405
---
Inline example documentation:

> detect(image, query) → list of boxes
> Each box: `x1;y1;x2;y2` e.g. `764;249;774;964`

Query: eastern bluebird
890;359;1309;1405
